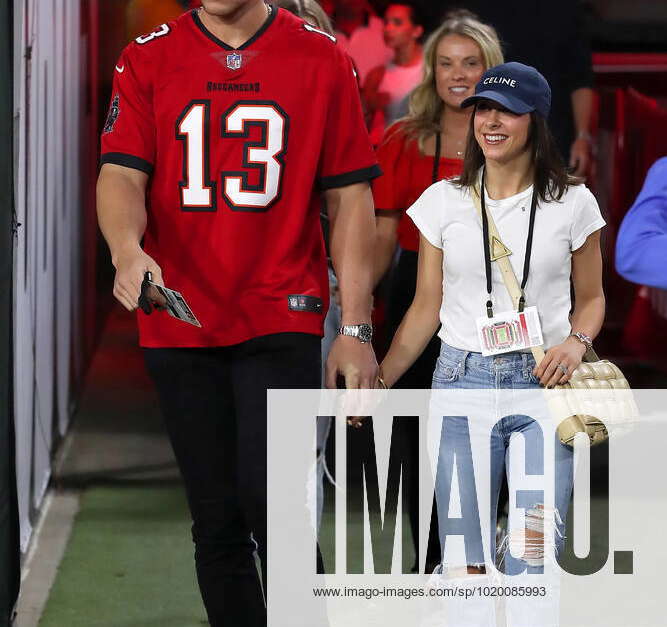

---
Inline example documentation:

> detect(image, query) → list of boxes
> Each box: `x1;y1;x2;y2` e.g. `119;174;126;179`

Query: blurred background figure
363;2;425;146
616;157;667;290
372;9;503;573
462;0;594;176
332;0;392;82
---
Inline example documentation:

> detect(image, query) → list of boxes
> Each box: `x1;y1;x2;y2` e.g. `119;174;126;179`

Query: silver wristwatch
570;331;592;349
338;323;373;343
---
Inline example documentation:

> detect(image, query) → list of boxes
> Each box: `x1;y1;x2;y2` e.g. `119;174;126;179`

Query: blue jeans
431;343;574;576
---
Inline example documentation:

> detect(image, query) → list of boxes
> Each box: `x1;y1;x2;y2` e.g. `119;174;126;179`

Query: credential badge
226;52;242;70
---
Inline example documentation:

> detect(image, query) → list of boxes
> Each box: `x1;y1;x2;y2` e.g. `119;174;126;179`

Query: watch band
338;323;373;343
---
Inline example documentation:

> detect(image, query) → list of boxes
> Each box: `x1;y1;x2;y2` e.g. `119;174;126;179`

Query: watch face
358;324;373;343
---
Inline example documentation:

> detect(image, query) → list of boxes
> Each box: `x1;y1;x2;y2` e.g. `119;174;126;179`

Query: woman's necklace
439;130;465;157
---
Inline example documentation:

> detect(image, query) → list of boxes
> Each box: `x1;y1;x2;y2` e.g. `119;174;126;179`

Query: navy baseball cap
461;62;551;118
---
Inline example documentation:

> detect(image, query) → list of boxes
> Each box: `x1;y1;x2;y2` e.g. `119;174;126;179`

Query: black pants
144;333;321;627
387;249;441;571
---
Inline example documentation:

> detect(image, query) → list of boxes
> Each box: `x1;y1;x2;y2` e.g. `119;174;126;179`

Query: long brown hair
456;109;581;202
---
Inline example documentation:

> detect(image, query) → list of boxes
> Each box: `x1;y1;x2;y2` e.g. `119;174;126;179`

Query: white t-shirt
407;178;606;352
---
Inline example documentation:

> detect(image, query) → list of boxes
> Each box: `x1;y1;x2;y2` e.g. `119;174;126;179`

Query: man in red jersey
97;1;379;624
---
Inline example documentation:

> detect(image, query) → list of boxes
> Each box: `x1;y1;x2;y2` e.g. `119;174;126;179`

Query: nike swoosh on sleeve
115;65;125;73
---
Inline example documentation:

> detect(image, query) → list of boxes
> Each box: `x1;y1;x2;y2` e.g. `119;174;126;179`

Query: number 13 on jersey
176;99;289;212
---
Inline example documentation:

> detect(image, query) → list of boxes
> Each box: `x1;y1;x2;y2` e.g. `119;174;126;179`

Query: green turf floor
36;479;408;626
37;477;607;625
39;485;207;627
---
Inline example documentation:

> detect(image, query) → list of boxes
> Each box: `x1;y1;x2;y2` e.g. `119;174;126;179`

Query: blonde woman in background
372;10;503;573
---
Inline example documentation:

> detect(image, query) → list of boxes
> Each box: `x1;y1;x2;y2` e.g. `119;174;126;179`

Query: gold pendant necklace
440;131;465;158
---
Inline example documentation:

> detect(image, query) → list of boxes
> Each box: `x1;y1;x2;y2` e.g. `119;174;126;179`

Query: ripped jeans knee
498;504;564;571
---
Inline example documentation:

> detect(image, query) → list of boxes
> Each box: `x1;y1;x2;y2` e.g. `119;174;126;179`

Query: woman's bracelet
569;331;593;350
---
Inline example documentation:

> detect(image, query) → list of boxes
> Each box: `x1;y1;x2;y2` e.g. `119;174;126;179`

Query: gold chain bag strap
470;183;638;447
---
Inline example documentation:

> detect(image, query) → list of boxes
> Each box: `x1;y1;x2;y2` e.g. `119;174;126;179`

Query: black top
461;0;593;157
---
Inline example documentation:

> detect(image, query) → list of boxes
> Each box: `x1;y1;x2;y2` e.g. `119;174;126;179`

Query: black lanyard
480;168;538;318
431;132;441;185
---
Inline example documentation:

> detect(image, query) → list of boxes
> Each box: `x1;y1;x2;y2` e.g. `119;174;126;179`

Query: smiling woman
379;63;607;596
370;9;503;573
475;102;532;168
373;11;504;287
458;68;572;207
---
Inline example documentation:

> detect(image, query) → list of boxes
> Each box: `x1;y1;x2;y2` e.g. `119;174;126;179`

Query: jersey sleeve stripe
100;152;154;175
319;164;382;190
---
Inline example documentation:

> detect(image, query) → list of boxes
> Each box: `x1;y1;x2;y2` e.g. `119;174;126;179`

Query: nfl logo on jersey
226;52;242;70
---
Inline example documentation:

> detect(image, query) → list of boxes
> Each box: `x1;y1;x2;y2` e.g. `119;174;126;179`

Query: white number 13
176;100;288;212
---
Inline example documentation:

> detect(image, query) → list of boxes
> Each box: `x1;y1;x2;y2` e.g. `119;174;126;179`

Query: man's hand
569;137;591;177
325;335;378;389
112;245;164;312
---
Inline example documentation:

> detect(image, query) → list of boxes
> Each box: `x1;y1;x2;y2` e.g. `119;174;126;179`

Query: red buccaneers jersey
101;7;380;347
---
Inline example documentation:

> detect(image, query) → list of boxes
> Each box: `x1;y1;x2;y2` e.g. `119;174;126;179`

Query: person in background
372;10;503;573
616;157;667;289
461;0;594;176
333;0;392;82
363;2;425;146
